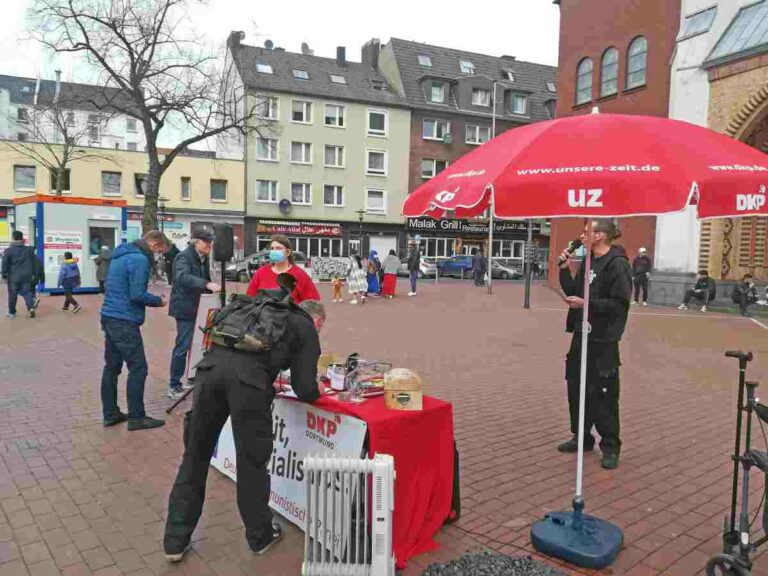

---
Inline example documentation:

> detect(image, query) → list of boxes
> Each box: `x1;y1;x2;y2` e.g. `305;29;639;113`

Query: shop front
0;205;10;242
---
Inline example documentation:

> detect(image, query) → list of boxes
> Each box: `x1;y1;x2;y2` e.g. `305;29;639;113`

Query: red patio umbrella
402;110;768;569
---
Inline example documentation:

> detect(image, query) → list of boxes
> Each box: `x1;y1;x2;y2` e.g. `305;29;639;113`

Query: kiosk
13;195;128;294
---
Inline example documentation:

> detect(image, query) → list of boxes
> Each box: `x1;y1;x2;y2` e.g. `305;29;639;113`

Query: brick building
549;0;681;286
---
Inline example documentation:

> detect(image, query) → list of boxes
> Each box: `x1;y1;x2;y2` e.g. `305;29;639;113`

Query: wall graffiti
311;257;350;281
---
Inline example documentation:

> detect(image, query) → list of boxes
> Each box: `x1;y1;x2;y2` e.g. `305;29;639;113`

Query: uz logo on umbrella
568;188;604;208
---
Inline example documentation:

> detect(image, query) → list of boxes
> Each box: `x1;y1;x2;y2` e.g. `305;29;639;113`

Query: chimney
336;46;346;66
33;76;41;106
362;38;381;70
501;55;517;61
54;70;61;104
301;42;314;56
227;31;245;50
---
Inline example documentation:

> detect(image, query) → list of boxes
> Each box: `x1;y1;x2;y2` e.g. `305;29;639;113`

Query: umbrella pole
487;197;494;295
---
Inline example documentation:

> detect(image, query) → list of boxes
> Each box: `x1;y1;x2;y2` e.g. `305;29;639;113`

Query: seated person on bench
678;269;716;312
732;274;758;317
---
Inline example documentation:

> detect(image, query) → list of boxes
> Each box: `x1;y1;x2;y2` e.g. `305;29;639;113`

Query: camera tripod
706;350;768;576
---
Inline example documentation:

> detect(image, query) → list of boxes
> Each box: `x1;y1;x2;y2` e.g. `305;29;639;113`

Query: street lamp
158;197;169;233
355;208;365;254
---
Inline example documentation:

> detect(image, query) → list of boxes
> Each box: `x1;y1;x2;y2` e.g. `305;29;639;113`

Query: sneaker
700;306;707;313
61;308;69;312
103;412;128;427
127;416;165;431
678;304;688;310
556;437;595;454
601;453;620;470
350;299;358;305
742;311;752;317
73;305;82;314
164;544;190;563
252;521;283;555
631;300;638;305
6;313;15;318
31;297;40;310
181;379;195;391
642;301;648;306
28;309;35;318
167;388;185;401
408;292;416;297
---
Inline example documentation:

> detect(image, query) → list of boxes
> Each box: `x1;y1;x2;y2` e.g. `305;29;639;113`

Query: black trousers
164;348;275;552
165;263;174;285
565;334;621;454
633;275;648;302
473;270;484;286
63;288;79;309
683;289;710;306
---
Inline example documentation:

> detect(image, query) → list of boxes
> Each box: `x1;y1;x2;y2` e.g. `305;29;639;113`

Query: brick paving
1;277;767;575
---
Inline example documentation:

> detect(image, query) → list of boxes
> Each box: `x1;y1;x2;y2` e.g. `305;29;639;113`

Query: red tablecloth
313;395;455;569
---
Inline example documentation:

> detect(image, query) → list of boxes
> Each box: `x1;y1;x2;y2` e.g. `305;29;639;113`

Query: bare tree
29;0;265;232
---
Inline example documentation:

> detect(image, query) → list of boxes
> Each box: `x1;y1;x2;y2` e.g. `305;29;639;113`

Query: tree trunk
55;167;64;196
142;159;162;234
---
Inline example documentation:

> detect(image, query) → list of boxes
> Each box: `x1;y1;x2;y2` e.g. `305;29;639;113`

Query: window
181;176;191;200
292;69;309;80
256;179;278;203
13;165;35;191
101;171;121;196
290;141;312;164
680;6;717;40
510;94;528;115
423;119;450;140
466;125;491;144
418;54;432;67
255;95;278;119
126;118;137;132
49;169;71;192
324;104;345;127
324;185;343;207
65;111;75;126
257;63;273;74
291;100;312;123
422;237;456;258
460;60;476;74
17;133;27;142
367;109;388;136
256;137;278;161
576;58;593;105
290;182;311;205
472;88;491;107
600;47;619;97
17;108;28;124
709;3;768;62
421;158;448;178
626;36;648;89
366;149;387;176
134;174;147;197
429;81;446;103
127;142;138;151
546;82;557;93
366;189;385;213
330;74;346;84
324;145;344;167
88;114;100;142
544;100;557;119
503;70;515;82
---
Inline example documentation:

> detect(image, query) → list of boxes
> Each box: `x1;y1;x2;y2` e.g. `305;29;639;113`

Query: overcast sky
0;0;560;146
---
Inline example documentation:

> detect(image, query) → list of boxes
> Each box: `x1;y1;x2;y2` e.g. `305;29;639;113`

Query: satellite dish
443;133;453;145
265;39;274;50
279;199;292;215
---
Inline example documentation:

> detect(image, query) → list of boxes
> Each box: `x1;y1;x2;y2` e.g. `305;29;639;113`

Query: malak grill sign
407;217;541;234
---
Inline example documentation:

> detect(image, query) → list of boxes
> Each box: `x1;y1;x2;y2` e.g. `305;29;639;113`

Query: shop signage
43;230;83;279
128;212;174;222
0;208;7;218
257;219;342;237
407;217;541;234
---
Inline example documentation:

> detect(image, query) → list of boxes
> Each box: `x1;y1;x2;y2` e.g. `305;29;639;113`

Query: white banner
211;398;367;531
43;230;83;279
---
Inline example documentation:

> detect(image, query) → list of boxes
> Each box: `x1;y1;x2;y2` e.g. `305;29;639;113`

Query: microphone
557;239;583;265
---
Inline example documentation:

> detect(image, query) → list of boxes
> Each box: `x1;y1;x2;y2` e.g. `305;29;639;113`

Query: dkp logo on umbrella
736;185;767;211
568;188;604;208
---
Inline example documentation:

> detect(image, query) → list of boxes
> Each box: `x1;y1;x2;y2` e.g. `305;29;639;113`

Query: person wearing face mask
100;230;170;431
246;235;320;303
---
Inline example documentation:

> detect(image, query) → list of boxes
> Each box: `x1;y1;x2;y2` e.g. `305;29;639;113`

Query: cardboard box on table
384;368;423;411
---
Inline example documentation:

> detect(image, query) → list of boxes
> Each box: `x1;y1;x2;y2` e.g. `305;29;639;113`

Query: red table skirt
314;395;455;569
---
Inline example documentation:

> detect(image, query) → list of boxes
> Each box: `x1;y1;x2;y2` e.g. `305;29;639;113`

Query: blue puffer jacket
57;260;81;289
101;241;163;325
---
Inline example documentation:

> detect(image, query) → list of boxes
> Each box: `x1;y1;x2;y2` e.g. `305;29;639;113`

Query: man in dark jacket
100;230;168;431
631;247;652;306
163;298;326;563
167;232;221;400
558;219;633;470
678;270;717;312
2;231;42;318
163;243;181;285
407;241;421;296
732;274;758;317
471;248;487;287
94;246;112;293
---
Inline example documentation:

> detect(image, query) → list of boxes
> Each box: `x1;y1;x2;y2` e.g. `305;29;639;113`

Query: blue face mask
573;245;587;259
269;249;286;263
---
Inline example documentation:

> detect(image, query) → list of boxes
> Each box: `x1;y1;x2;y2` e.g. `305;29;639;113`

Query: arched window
626;36;648;90
575;58;593;105
600;47;619;97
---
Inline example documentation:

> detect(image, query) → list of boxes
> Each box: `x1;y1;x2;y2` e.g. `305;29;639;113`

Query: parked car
490;260;522;280
225;252;259;282
225;250;310;282
438;255;474;279
397;257;438;278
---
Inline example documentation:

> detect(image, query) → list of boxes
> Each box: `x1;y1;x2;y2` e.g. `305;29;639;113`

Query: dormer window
429;81;446;103
370;79;386;91
256;63;273;74
418;54;432;67
503;70;515;82
330;74;346;84
472;88;491;107
293;69;309;80
460;60;476;74
546;82;557;93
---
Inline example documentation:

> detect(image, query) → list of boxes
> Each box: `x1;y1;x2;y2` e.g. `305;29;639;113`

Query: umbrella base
531;510;623;570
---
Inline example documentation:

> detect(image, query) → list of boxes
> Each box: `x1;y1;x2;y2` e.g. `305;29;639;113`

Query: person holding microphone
557;219;632;470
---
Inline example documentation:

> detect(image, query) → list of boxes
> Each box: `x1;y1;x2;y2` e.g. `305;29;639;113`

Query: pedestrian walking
167;232;220;400
94;246;112;293
57;252;82;313
631;247;652;306
366;250;381;294
380;249;400;299
2;231;42;318
407;242;421;296
347;252;367;304
100;230;169;431
472;248;487;287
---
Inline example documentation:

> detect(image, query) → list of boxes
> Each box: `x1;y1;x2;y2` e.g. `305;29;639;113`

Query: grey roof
0;74;135;115
386;38;557;122
705;1;768;67
230;44;409;108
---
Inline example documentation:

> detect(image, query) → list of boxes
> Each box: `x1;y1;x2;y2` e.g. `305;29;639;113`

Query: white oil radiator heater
302;454;396;576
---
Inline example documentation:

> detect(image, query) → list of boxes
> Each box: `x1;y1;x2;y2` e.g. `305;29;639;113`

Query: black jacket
407;249;421;273
693;277;717;300
2;241;43;284
472;252;487;272
196;308;321;403
632;255;652;277
732;282;758;302
560;245;633;342
163;244;180;266
169;245;211;320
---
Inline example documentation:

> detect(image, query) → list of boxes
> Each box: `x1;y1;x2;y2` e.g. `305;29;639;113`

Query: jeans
7;282;34;315
473;270;485;286
170;319;196;390
409;271;418;293
100;317;149;420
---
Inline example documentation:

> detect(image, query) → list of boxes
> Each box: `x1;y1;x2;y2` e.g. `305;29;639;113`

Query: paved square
1;278;767;575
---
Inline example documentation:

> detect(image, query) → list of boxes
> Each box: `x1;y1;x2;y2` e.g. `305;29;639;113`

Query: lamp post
158;197;169;233
355;208;365;254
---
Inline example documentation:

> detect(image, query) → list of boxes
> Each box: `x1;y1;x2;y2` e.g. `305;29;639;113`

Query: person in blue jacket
100;230;169;431
57;252;82;313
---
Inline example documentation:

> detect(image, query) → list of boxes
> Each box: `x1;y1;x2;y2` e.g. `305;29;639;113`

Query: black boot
557;435;594;453
601;453;620;470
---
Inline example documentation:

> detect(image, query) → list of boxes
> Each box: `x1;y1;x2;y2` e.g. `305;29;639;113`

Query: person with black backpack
162;280;326;564
2;230;43;318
